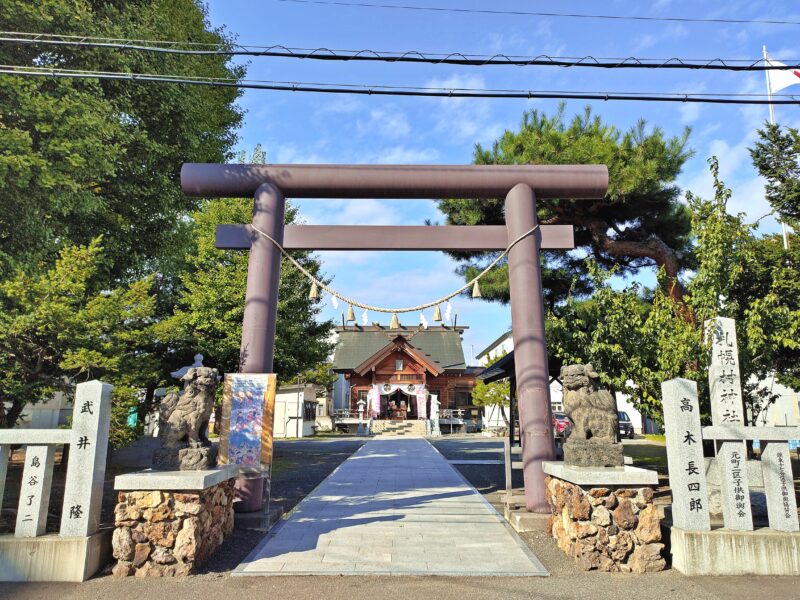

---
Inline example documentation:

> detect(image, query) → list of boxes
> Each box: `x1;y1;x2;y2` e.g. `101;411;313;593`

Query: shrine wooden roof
332;326;467;373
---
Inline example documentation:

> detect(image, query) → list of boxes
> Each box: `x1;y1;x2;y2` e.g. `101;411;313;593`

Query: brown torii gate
181;163;608;512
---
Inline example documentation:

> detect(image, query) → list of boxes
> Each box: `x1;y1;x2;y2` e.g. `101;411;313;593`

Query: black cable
276;0;800;27
2;65;799;105
2;33;797;71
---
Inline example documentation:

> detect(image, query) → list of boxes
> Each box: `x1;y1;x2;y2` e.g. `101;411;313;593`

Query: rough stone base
152;446;218;471
112;479;234;577
544;476;666;573
670;526;800;576
563;440;624;467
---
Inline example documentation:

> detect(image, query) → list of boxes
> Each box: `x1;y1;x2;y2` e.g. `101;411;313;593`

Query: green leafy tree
0;0;243;289
471;351;511;408
733;235;800;392
0;239;161;445
750;122;800;228
439;105;694;306
299;361;339;391
163;148;334;383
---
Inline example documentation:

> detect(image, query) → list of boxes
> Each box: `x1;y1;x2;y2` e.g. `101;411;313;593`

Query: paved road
234;438;547;576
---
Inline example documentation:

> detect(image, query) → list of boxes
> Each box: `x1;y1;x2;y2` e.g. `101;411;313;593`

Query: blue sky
205;0;799;364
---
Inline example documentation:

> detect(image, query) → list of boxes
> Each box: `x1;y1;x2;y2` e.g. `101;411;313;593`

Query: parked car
552;412;573;439
618;411;635;439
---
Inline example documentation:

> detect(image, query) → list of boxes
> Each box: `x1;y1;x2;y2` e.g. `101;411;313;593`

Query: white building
273;384;325;438
751;374;800;427
476;330;515;364
14;391;72;429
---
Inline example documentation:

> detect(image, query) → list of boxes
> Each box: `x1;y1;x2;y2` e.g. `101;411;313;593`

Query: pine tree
439;105;694;306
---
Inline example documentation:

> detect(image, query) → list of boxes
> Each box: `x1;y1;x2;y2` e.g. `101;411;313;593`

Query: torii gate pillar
506;183;555;513
240;183;285;373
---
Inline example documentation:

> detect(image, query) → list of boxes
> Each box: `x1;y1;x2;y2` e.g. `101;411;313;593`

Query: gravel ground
1;435;798;600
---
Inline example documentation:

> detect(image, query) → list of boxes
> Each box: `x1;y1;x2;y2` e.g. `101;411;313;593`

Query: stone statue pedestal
541;461;664;573
563;439;624;467
112;464;238;577
152;446;218;471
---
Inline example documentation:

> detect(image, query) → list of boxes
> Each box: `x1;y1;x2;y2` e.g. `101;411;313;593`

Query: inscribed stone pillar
505;183;555;513
705;317;753;531
662;378;710;531
60;380;112;537
706;317;745;425
430;394;441;437
761;442;800;532
15;445;56;537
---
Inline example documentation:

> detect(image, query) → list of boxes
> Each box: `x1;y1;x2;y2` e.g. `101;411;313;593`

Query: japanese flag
766;58;800;94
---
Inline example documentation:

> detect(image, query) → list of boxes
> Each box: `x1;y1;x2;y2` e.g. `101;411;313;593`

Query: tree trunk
0;399;26;429
544;212;689;302
583;220;687;301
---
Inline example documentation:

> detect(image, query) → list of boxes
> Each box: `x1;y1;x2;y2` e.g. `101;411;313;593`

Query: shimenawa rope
249;223;540;314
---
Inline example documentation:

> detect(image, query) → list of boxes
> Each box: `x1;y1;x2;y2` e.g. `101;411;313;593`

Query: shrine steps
371;420;428;437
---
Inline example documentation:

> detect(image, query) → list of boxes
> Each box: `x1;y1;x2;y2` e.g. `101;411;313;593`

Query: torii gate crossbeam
181;163;609;513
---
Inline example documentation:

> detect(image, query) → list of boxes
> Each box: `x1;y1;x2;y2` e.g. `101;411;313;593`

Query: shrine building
331;325;479;428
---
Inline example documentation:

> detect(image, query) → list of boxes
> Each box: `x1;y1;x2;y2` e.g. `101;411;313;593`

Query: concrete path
235;438;547;576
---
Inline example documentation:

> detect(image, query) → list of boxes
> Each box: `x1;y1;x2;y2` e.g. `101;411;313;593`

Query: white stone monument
662;378;710;532
706;317;753;531
761;441;799;532
429;394;441;437
60;381;112;537
0;380;114;582
15;445;56;537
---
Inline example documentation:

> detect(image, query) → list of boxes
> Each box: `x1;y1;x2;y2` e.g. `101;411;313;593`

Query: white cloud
272;144;327;164
315;250;381;269
369;145;439;164
675;82;707;125
424;73;503;145
633;23;688;52
483;19;564;56
315;95;364;116
298;198;404;226
353;145;439;165
357;107;411;139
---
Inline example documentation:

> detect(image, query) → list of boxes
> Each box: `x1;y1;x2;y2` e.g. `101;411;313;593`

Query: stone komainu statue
561;363;623;467
153;366;219;470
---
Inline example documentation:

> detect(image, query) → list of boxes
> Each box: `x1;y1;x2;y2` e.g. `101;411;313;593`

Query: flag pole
763;45;791;251
763;45;777;125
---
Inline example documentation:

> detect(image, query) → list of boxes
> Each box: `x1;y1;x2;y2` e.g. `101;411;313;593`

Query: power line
2;64;799;105
276;0;800;27
2;32;798;71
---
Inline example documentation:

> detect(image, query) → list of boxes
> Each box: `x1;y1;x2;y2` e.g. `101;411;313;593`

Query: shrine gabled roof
332;326;467;373
353;336;444;376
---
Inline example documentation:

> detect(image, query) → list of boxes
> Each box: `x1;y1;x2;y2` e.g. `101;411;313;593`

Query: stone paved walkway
235;438;547;576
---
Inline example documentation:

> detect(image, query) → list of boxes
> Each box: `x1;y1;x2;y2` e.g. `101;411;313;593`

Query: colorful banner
219;373;277;469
